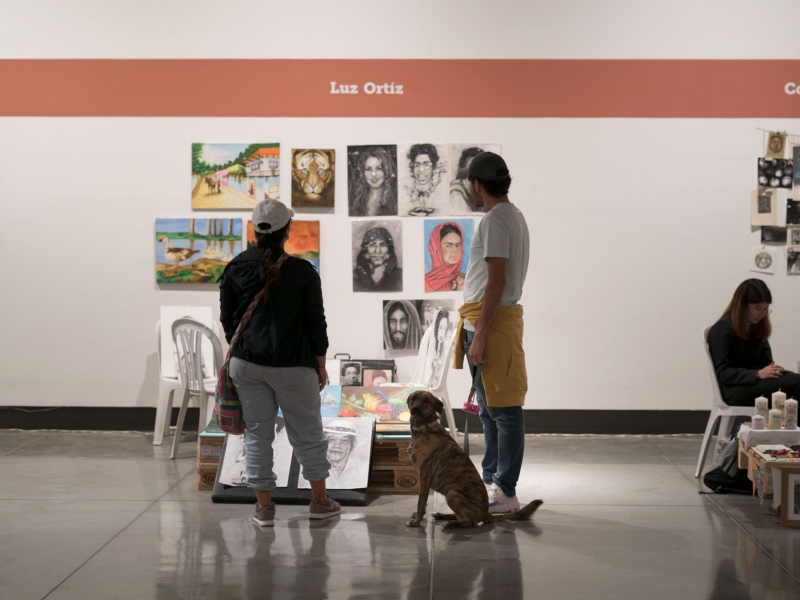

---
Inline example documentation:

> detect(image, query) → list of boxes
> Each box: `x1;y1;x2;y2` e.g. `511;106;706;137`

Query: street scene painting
192;143;280;209
156;218;242;284
247;220;320;272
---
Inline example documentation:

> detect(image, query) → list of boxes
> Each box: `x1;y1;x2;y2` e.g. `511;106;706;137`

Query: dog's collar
412;420;441;431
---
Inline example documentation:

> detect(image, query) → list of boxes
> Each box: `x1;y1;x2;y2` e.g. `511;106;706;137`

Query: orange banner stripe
1;59;799;118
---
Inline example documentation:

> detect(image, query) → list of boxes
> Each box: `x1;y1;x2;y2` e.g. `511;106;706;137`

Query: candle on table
772;391;787;428
752;414;766;430
768;408;782;430
755;396;769;419
785;399;798;430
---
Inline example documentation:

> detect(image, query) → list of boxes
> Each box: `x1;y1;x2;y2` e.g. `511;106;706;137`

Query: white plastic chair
170;319;224;459
695;326;755;477
153;319;223;445
386;310;460;441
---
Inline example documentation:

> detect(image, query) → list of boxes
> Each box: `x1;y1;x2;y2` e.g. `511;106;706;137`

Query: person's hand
467;333;489;367
758;362;783;379
317;367;328;391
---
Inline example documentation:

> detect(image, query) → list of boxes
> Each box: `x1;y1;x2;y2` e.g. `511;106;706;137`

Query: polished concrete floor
1;430;798;600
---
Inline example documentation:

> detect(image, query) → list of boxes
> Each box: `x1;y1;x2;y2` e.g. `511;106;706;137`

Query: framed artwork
419;310;459;389
291;149;335;209
340;361;363;386
347;145;398;216
765;131;787;159
155;218;242;284
424;219;474;292
339;385;426;425
779;468;800;527
351;220;403;292
749;246;776;275
448;143;501;215
787;248;800;275
192;143;280;209
247;220;320;272
787;200;800;226
382;299;455;350
397;143;449;217
297;417;375;490
750;188;777;227
758;158;793;189
217;423;293;488
761;226;787;245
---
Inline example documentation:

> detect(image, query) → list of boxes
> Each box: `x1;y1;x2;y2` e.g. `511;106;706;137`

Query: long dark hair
255;221;291;301
721;278;772;340
349;146;397;216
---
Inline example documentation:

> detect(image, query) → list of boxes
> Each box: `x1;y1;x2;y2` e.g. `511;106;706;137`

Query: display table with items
736;426;800;527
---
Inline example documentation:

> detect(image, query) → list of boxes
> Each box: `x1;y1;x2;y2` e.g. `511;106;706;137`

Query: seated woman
708;279;800;406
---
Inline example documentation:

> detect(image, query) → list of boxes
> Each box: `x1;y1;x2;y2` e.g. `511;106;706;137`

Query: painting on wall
761;226;787;244
787;200;800;226
247;220;320;272
749;246;777;275
397;143;449;217
790;228;800;246
448;144;502;215
382;299;455;351
291;149;335;209
347;145;398;216
338;385;426;425
192;143;280;209
751;188;777;227
424;219;474;292
788;247;800;275
794;146;800;190
297;417;375;490
758;158;793;189
156;218;242;284
765;131;787;159
352;220;403;292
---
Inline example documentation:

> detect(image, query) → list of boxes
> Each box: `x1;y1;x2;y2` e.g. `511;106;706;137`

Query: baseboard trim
0;407;711;435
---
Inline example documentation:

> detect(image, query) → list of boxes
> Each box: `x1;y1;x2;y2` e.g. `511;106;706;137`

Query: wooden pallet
368;436;419;493
196;436;223;490
197;463;219;491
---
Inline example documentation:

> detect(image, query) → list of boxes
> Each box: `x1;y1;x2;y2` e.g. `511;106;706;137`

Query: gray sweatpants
229;357;330;490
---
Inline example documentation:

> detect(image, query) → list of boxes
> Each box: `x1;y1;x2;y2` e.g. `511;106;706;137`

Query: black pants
724;372;800;406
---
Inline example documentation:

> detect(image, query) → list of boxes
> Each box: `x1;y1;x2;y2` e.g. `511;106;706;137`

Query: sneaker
309;496;341;520
253;502;276;527
487;483;520;514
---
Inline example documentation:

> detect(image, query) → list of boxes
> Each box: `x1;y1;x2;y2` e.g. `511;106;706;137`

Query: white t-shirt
463;202;529;328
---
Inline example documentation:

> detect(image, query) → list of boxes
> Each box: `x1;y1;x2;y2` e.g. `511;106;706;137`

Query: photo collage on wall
750;131;800;276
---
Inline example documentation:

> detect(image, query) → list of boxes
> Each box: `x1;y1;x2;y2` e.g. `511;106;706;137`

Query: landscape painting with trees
156;218;242;283
192;143;280;209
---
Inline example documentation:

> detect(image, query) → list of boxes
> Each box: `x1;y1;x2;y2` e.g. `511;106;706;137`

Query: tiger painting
291;149;335;208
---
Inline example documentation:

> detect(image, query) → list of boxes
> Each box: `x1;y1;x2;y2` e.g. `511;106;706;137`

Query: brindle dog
405;390;543;529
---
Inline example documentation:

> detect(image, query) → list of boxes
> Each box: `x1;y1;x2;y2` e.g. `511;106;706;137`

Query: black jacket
219;247;328;368
707;316;773;399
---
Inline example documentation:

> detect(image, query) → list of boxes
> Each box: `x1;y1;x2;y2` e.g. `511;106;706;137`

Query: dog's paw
406;520;422;528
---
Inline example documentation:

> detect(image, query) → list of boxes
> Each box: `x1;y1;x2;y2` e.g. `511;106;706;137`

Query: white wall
1;2;800;412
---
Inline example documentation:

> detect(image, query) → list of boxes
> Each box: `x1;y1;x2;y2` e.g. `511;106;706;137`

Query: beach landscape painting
156;218;242;284
192;143;280;209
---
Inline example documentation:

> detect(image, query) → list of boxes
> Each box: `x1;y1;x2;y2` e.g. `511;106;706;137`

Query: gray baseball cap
456;151;509;180
252;199;294;233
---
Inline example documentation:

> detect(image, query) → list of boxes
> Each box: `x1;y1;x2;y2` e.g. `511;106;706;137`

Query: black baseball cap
456;151;509;180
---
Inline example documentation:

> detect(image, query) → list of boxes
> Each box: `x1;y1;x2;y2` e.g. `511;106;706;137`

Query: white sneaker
487;483;520;514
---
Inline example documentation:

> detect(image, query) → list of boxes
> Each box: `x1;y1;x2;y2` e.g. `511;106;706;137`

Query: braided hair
255;220;291;301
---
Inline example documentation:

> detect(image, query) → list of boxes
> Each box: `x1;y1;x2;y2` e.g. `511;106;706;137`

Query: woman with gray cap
219;199;340;526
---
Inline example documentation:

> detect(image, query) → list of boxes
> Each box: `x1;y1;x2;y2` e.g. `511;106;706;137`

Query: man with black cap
451;152;531;514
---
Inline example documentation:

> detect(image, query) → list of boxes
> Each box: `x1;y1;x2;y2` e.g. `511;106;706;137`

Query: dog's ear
434;397;444;415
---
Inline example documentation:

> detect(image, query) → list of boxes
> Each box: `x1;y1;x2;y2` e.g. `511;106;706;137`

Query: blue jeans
464;330;525;497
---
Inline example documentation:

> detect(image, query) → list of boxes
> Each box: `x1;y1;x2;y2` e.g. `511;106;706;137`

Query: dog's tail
489;499;543;523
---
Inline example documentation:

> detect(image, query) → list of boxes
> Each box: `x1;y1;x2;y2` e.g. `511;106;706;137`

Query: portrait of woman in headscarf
353;224;403;292
425;222;466;292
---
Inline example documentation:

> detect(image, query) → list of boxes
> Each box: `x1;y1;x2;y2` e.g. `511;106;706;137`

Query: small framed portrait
766;131;787;160
340;361;363;386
